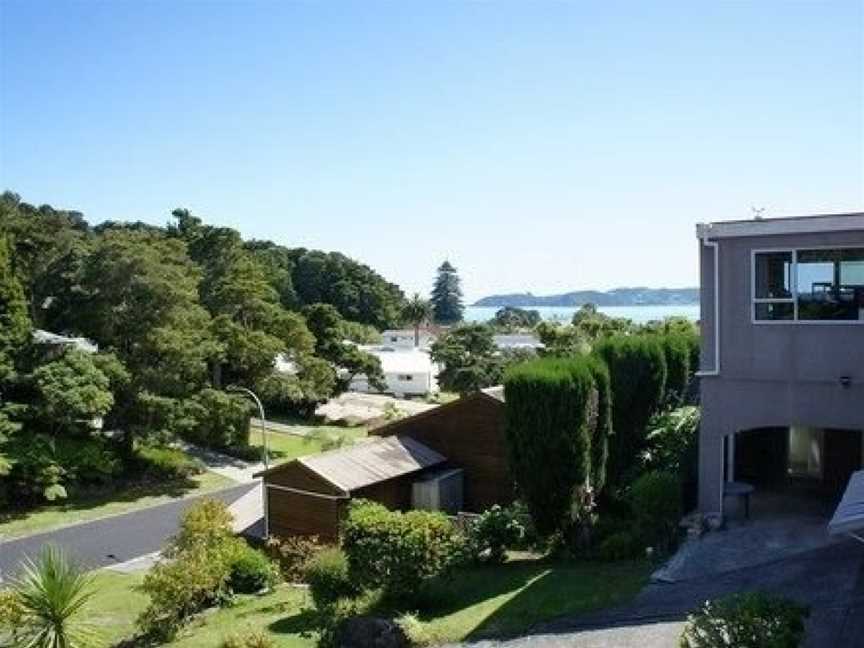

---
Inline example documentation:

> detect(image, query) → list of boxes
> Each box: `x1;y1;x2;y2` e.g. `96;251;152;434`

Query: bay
464;304;700;325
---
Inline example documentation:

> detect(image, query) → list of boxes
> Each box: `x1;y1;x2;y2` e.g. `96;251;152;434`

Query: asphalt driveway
0;482;257;580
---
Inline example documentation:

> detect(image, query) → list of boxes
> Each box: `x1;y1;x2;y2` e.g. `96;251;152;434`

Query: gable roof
369;388;505;438
261;435;445;492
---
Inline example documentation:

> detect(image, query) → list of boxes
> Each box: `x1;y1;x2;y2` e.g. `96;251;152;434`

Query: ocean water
464;304;700;325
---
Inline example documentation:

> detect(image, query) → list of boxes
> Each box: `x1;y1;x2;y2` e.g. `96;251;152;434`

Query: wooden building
259;387;513;540
369;387;512;512
257;435;445;541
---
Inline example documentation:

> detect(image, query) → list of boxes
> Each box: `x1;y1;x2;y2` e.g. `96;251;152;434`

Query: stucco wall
698;228;864;514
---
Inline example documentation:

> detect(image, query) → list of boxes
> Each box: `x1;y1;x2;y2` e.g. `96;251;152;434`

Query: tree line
0;192;408;504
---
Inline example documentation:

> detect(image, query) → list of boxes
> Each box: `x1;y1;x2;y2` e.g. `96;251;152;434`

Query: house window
398;374;413;381
753;251;794;320
797;249;864;321
753;248;864;322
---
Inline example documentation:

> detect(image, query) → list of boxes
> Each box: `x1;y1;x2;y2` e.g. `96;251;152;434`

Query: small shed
370;387;513;512
257;435;445;541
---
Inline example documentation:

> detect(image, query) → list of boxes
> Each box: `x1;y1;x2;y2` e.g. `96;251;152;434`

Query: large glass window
753;248;864;322
753;251;794;320
797;249;864;321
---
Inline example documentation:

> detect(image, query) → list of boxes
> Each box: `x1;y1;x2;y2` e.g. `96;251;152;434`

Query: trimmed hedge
594;335;667;487
341;501;462;601
586;357;612;494
504;357;598;536
657;333;691;406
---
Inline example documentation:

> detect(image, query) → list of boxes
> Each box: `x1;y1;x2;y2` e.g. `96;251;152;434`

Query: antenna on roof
751;206;766;221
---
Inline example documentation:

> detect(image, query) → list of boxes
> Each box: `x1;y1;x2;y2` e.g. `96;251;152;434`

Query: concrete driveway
450;510;864;648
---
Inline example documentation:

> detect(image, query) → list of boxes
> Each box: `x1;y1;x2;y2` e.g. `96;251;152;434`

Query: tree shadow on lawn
267;608;320;636
410;558;651;642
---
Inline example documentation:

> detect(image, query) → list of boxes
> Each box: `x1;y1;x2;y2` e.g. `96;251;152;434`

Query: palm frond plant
9;544;96;648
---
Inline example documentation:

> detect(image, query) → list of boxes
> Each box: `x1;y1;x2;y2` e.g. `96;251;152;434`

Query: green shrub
264;534;325;582
138;499;242;640
644;407;700;474
172;498;236;553
138;541;238;640
135;444;204;480
630;470;681;552
53;436;123;486
464;505;526;565
595;335;667;487
342;501;463;601
229;545;279;593
179;388;253;449
680;592;809;648
5;434;69;502
304;547;357;609
586;357;612;494
221;631;276;648
504;356;598;537
644;406;700;511
657;333;691;407
596;530;640;561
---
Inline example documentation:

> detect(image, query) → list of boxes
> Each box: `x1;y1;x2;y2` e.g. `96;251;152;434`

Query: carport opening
730;426;864;518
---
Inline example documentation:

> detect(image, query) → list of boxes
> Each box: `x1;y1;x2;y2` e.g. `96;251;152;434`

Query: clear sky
1;1;862;302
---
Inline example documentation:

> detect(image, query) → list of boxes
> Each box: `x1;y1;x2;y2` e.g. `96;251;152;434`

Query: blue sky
1;1;862;301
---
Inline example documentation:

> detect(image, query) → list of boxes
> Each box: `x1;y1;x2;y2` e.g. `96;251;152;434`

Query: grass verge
0;471;235;540
248;425;366;466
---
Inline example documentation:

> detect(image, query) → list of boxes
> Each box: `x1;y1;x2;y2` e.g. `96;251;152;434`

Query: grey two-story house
697;212;864;520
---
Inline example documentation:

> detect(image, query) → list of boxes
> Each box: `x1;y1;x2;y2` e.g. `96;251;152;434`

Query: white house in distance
32;329;98;355
492;334;543;351
379;328;438;350
349;346;439;397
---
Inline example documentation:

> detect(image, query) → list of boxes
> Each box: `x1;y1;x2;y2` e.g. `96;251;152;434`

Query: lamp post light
227;385;269;470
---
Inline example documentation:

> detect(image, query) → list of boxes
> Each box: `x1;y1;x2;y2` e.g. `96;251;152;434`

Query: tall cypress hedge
657;332;691;406
586;356;612;494
594;335;667;487
504;357;598;536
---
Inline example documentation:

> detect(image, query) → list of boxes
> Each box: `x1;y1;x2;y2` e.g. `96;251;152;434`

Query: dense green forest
0;191;405;505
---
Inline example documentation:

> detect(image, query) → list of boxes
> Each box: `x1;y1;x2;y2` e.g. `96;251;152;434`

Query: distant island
472;287;699;308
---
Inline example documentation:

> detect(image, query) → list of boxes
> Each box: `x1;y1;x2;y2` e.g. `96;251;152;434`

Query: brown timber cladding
266;486;346;541
370;394;513;511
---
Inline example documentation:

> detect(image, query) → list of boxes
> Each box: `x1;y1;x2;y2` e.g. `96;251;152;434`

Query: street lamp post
227;385;269;470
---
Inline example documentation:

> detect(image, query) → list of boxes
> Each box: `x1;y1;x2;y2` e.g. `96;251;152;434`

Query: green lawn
0;471;234;540
408;558;650;643
248;424;367;466
79;556;648;647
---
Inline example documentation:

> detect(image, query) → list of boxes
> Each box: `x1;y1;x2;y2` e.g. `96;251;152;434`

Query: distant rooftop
697;212;864;239
32;329;98;354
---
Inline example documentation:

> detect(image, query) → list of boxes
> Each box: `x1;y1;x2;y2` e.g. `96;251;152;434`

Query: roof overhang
696;212;864;240
829;470;864;541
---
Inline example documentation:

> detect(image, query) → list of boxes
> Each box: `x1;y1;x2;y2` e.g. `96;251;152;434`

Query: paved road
0;482;257;579
446;540;864;648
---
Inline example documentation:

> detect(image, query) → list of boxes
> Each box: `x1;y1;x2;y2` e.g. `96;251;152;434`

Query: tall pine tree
431;260;464;324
